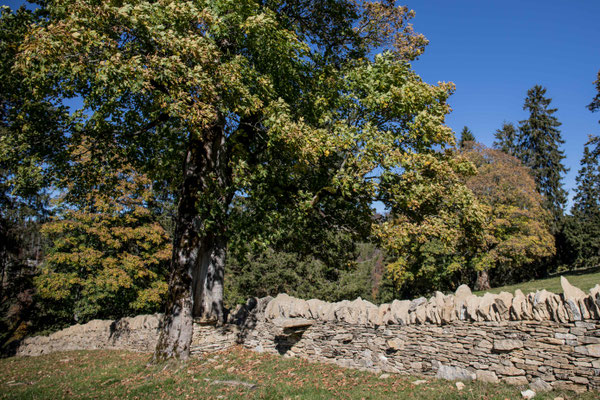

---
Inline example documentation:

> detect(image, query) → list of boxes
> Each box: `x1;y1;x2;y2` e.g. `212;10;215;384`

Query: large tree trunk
192;117;231;323
153;119;230;362
475;270;491;292
192;235;226;322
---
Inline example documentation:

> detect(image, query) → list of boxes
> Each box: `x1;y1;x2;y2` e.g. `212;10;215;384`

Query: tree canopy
15;0;460;360
35;141;171;326
0;5;67;354
375;150;484;298
462;144;555;289
379;142;555;296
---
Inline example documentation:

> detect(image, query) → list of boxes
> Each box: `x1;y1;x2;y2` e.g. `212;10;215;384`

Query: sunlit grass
1;347;595;399
475;267;600;296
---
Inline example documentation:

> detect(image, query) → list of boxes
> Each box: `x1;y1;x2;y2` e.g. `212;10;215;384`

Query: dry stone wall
17;314;162;356
239;316;600;393
17;277;600;392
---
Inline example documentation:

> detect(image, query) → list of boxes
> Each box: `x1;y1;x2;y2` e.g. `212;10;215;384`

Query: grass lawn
0;346;595;399
474;267;600;296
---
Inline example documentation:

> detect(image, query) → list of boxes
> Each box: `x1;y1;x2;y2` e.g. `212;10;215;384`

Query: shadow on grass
550;266;600;277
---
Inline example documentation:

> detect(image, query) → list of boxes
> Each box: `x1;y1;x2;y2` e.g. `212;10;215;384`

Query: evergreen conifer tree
517;85;568;229
588;70;600;114
458;126;475;148
493;122;518;156
565;71;600;268
572;136;600;214
565;135;600;268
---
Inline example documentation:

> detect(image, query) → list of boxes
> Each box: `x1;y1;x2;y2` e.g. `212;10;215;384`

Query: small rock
272;317;314;329
377;303;392;325
386;338;404;350
333;333;353;343
561;276;586;298
455;284;472;299
390;300;411;325
478;293;498;321
495;291;514;319
409;297;427;312
530;378;552;393
521;389;536;399
561;276;585;321
465;295;481;321
575;344;600;358
379;373;390;379
455;382;465;390
511;289;531;320
493;339;524;352
504;376;529;385
436;365;476;381
569;375;589;385
476;370;499;383
532;290;552;321
412;380;428;385
454;286;472;320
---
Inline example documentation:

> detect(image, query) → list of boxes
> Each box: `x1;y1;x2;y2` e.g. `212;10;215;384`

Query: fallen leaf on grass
204;378;257;390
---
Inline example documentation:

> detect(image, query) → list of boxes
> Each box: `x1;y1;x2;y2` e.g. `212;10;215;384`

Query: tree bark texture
475;270;491;292
192;235;226;322
153;119;230;361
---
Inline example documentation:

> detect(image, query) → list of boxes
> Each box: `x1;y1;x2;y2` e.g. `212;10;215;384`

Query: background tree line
0;2;598;359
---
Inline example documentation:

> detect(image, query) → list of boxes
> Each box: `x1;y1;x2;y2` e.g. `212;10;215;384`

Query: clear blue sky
4;0;600;209
407;0;600;209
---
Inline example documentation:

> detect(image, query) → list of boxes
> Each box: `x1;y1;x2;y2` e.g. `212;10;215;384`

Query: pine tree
587;70;600;158
565;136;600;268
517;85;568;229
493;122;518;156
458;126;475;148
565;71;600;268
588;70;600;114
573;136;600;215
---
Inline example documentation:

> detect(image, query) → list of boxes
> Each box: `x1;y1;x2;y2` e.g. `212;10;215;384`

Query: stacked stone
262;277;600;327
190;324;238;355
16;314;161;356
241;312;600;392
235;277;600;392
15;277;600;392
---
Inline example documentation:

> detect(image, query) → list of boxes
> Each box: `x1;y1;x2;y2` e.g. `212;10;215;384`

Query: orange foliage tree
463;143;555;290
